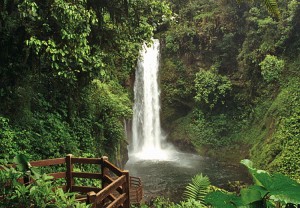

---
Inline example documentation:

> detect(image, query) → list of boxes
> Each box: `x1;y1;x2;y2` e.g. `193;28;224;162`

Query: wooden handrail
107;193;127;208
72;172;102;179
48;172;66;179
1;155;136;208
103;175;123;193
30;158;65;167
102;159;124;176
72;186;101;193
94;175;126;204
71;157;102;164
130;176;142;186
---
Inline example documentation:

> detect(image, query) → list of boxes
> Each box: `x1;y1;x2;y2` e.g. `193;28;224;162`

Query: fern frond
183;173;210;205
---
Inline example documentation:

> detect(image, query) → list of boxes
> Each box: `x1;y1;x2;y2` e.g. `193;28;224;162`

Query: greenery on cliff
159;0;300;181
0;0;171;162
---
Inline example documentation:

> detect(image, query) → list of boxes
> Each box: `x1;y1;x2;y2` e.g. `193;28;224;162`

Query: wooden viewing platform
0;154;143;208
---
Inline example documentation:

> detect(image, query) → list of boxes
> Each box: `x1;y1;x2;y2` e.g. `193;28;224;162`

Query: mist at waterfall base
125;40;250;202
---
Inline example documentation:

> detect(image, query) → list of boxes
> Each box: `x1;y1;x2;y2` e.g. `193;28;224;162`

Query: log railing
0;155;138;208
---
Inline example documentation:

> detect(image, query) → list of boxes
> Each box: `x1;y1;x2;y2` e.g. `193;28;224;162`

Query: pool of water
125;151;251;202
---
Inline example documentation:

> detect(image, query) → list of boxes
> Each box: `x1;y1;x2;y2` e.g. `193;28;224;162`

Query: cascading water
130;39;170;160
125;40;251;201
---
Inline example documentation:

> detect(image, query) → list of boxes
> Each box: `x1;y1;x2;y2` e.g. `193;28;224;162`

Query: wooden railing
129;176;143;205
0;155;138;208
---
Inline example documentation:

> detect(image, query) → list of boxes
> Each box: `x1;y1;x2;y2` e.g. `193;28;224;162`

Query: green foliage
262;0;280;18
241;159;300;205
161;0;300;188
0;0;171;162
205;160;300;208
0;117;30;160
173;198;204;208
136;197;204;208
259;55;285;83
0;165;90;207
29;112;79;159
205;190;241;208
19;0;99;81
250;73;300;181
267;110;300;180
183;174;210;206
86;79;132;157
194;70;232;109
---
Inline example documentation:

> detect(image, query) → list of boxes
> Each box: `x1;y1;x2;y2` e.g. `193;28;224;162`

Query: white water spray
131;39;171;160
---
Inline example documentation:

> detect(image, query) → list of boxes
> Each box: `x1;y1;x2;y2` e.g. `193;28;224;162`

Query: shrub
0;116;30;160
259;55;285;83
0;155;91;207
194;70;232;109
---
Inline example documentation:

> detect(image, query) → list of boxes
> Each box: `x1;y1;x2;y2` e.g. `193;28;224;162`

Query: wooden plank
71;157;102;164
102;160;123;176
95;175;126;204
72;172;102;179
130;186;143;204
48;172;66;179
76;197;87;202
75;194;87;202
130;176;142;186
107;193;117;202
107;193;126;208
103;175;114;183
30;158;65;167
72;186;101;193
103;175;123;194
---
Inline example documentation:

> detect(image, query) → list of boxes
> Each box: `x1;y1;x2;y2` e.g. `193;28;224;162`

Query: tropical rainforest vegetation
1;0;300;207
0;0;171;162
160;0;300;181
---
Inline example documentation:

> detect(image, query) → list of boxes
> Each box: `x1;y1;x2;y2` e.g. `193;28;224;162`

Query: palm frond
263;0;280;18
183;173;210;205
237;0;280;18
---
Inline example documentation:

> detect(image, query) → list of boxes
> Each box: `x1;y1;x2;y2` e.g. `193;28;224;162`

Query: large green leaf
267;173;300;204
240;186;263;204
205;191;238;208
241;159;300;205
13;154;31;172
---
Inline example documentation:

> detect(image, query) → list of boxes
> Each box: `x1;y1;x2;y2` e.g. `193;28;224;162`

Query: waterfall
131;39;170;160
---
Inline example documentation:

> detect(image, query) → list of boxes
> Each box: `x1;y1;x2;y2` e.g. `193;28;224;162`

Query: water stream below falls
125;151;251;202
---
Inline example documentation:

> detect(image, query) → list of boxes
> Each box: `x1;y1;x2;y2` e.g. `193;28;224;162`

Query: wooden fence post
66;154;74;192
101;156;109;189
87;191;96;207
122;170;130;208
100;156;109;207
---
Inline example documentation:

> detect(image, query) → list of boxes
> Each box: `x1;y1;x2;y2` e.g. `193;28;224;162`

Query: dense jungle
0;0;300;207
